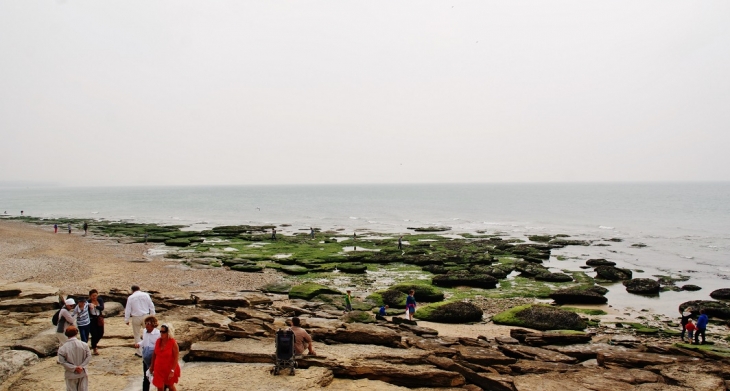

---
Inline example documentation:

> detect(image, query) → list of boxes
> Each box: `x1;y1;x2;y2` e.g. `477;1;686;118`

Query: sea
1;182;729;317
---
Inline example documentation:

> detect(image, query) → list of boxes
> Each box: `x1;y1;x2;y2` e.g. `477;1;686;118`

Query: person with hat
56;298;78;346
680;307;694;341
57;326;91;391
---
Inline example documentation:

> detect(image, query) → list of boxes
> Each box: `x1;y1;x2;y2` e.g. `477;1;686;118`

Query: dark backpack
52;309;62;326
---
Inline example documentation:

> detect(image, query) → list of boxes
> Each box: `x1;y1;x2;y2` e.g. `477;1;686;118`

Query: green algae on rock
414;301;483;323
492;304;587;331
288;283;341;300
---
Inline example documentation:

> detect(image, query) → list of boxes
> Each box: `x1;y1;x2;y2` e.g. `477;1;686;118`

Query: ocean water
2;183;729;316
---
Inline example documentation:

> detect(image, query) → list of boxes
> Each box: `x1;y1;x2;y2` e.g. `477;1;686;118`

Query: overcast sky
1;1;728;186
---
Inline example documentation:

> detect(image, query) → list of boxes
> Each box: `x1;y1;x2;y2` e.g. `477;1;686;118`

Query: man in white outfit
124;285;156;356
57;326;91;391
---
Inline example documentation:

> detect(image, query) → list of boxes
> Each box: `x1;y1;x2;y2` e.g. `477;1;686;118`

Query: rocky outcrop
678;300;730;320
414;301;484;323
596;351;698;368
492;305;586;331
191;291;272;308
0;296;60;312
594;266;632;281
432;272;498;289
586;259;616;267
510;329;592;346
0;350;39;383
549;285;608;305
534;272;573;282
709;288;730;300
498;345;578;363
13;333;60;357
681;284;702;291
624;278;660;295
314;323;402;347
288;283;341;300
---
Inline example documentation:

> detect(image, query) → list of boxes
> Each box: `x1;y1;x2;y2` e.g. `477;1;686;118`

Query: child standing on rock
406;290;417;321
685;320;696;343
344;290;353;313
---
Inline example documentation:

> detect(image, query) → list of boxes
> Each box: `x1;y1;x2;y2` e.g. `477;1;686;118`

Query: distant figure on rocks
54;224;58;234
290;317;316;356
344;290;353;313
68;223;72;234
83;222;88;236
310;227;315;240
695;309;709;344
125;285;156;356
57;326;91;391
406;290;417;321
397;236;403;251
20;210;23;216
57;298;78;346
271;228;277;240
680;307;693;341
144;232;148;245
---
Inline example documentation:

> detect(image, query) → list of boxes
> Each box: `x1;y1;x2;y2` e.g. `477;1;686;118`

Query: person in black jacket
88;289;105;355
680;307;693;341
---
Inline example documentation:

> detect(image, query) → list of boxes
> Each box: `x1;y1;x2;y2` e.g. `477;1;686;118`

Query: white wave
599;226;614;230
680;256;694;260
349;216;358;220
91;211;98;214
709;245;718;248
452;218;460;221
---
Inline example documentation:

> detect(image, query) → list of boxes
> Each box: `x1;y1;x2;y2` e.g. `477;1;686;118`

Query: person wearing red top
685;320;697;343
149;323;180;391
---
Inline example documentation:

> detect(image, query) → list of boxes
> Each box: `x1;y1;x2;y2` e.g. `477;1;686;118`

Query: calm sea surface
2;183;729;316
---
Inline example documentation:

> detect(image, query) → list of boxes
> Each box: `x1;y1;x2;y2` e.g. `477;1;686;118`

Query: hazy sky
1;1;729;186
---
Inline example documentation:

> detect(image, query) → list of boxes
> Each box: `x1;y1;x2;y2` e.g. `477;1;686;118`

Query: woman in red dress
149;323;181;391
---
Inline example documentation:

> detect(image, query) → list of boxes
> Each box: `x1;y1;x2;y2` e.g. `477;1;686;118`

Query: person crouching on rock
290;317;316;356
57;326;91;391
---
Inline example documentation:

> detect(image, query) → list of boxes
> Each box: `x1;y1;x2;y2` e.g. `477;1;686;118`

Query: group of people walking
680;307;709;345
55;285;180;391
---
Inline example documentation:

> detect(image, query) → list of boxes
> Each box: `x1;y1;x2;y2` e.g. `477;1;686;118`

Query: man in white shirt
135;315;161;391
57;326;91;391
124;285;156;356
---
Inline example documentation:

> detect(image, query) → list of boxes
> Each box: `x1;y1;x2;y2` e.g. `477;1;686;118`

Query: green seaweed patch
388;283;445;302
288;283;341;300
414;300;484;323
343;310;376;324
492;304;586;331
560;307;607;316
674;343;730;357
262;282;292;294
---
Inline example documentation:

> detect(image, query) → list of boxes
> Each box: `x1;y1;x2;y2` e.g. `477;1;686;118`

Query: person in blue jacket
694;309;709;344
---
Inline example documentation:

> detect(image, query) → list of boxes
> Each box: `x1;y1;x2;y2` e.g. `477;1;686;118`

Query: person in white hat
56;298;78;346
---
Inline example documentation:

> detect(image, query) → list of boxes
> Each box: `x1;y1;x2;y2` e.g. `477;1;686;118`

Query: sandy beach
0;220;278;296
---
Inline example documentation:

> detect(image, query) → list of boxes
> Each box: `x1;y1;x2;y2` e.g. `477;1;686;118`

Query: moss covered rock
280;265;310;275
535;272;573;282
679;300;730;320
414;301;483;323
432;272;498;289
289;283;342;300
230;264;264;273
262;282;292;294
492;304;587;331
388;284;445;302
343;310;376;324
164;238;191;247
549;285;608;305
337;262;367;274
624;278;660;295
595;266;632;281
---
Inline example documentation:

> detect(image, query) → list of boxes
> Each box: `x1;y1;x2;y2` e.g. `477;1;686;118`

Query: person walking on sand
125;285;156;356
144;232;148;245
343;290;353;313
83;222;88;236
680;307;693;341
57;298;78;346
695;309;709;344
74;298;91;344
135;316;161;391
57;326;91;391
397;236;403;251
88;289;105;356
406;290;417;321
54;224;58;234
68;223;72;234
149;323;181;391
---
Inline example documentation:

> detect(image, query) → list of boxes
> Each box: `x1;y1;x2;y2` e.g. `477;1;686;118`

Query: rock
315;323;402;347
337;262;368;274
659;362;729;391
624;278;661;295
187;339;278;363
470;264;514;279
335;360;465;388
102;301;124;317
192;291;272;308
235;307;274;323
0;282;59;299
548;238;591;247
414;301;483;323
0;350;39;383
387;284;445;303
288;283;341;300
343;311;376;324
432;272;498;289
398;323;438;336
586;259;616;267
681;284;702;291
549;286;608;305
498;345;578;363
534;273;573;282
602;368;664;384
426;355;514;391
281;265;310;275
510;329;591;346
542;343;627;360
513;261;550;277
513;374;592;391
230;264;264;272
594;266;632;281
609;335;641;347
413;339;459;356
164;238;190;247
709;288;730;300
455;346;517;366
0;296;59;312
678;300;730;320
492;305;586;331
227;321;266;336
495;336;520;345
13;333;60;357
596;351;697;368
391;317;417;326
509;360;577;374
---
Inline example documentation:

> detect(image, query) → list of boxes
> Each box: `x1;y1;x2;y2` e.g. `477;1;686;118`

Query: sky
1;1;729;186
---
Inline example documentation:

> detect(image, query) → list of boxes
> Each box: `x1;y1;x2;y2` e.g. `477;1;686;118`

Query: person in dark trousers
680;307;693;341
83;222;88;236
68;223;72;234
54;224;58;234
88;289;105;355
310;227;315;240
695;309;709;344
271;228;277;240
397;236;403;251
